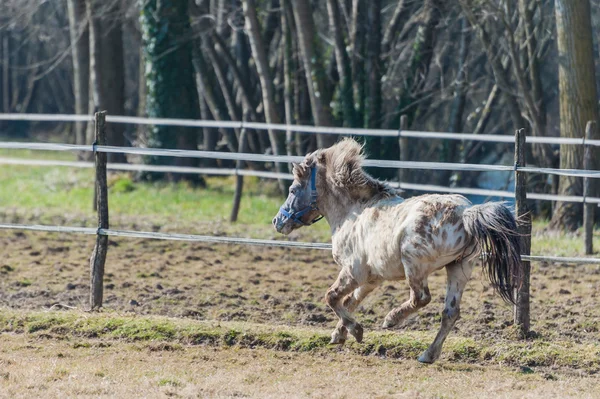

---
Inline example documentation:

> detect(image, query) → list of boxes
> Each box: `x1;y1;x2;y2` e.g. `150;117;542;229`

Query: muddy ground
2;222;600;349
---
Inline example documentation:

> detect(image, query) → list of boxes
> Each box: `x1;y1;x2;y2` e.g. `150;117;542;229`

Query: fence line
0;157;295;180
1;223;599;265
2;113;600;146
3;156;600;205
2;141;600;179
1;112;598;323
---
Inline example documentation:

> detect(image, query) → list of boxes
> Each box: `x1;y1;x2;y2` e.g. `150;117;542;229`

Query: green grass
0;149;335;239
1;308;599;371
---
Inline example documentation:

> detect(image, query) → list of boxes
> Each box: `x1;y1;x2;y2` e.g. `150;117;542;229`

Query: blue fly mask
273;165;323;234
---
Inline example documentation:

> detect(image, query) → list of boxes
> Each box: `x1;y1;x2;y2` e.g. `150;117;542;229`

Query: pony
272;138;522;363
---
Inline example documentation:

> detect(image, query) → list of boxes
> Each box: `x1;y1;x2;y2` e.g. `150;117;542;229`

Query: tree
549;0;599;230
67;0;89;147
291;0;336;148
139;0;201;181
87;0;127;162
242;0;286;191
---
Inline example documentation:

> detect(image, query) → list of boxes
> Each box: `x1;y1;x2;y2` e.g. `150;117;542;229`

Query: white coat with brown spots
273;139;523;364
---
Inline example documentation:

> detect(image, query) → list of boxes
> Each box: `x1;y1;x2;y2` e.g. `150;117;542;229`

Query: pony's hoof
381;318;396;329
417;351;437;364
330;328;347;346
349;323;363;343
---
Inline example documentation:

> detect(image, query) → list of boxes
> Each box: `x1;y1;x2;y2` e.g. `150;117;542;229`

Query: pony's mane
310;138;398;200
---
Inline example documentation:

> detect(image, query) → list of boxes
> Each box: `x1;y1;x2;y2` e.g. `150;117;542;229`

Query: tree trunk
460;2;525;132
382;0;408;56
327;0;357;128
87;0;126;163
211;31;258;122
281;0;295;159
439;16;470;185
243;0;286;192
350;0;365;128
518;0;552;168
364;0;384;164
365;0;382;128
194;44;239;153
549;0;599;230
291;0;336;148
2;35;9;113
397;0;443;124
67;0;89;147
139;0;202;182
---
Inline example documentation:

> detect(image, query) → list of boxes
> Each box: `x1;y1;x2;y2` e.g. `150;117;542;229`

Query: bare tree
87;0;126;162
67;0;89;147
549;0;599;230
243;0;286;190
291;0;336;147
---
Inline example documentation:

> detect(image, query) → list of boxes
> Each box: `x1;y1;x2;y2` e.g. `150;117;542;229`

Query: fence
1;112;600;334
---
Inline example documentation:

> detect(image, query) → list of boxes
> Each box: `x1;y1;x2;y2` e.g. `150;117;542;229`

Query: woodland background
0;0;598;230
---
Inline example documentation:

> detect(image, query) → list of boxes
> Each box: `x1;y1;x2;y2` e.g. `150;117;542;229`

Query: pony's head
273;138;396;235
272;156;323;235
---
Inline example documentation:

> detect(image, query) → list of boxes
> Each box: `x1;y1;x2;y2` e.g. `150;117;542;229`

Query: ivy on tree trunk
139;0;201;182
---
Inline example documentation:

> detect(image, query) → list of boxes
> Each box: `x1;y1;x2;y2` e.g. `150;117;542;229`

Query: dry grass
1;332;600;399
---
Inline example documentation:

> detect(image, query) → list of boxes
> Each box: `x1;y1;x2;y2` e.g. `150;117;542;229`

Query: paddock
1;113;600;397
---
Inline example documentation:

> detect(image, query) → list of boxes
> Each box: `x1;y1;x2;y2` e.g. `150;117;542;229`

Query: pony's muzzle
272;214;285;233
273;214;293;235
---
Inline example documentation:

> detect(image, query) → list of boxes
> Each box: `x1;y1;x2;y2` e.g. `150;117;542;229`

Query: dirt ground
2;333;600;399
1;226;600;348
3;224;600;398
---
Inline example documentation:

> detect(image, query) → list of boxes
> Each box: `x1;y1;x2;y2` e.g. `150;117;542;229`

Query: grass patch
0;153;332;241
1;308;599;372
14;278;32;287
158;378;183;387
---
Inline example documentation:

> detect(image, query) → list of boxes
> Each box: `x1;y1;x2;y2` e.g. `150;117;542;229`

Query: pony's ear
291;162;300;171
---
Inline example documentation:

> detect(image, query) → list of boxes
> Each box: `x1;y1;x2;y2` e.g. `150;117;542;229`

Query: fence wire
1;223;598;265
1;113;600;146
2;141;600;179
2;156;600;205
1;113;599;268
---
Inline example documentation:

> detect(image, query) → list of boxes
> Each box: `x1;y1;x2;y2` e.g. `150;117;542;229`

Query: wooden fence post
230;116;249;222
90;111;109;309
583;121;595;255
398;115;409;186
514;128;531;334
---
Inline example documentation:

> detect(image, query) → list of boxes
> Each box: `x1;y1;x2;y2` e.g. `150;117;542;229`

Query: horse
272;138;522;364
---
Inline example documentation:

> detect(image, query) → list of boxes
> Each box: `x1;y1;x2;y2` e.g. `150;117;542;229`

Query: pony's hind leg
324;267;363;342
330;280;382;345
381;275;432;329
418;260;475;364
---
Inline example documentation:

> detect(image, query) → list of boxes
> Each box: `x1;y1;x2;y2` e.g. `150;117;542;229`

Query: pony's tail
462;202;523;305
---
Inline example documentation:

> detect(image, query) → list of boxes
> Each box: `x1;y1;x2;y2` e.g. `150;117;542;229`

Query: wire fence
1;112;599;320
0;114;598;263
1;223;598;265
2;141;600;179
2;156;600;205
2;113;600;146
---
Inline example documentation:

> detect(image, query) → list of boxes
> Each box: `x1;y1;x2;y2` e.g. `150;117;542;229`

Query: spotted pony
273;138;523;363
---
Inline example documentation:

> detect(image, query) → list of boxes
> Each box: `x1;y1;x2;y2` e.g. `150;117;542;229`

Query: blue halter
279;166;323;226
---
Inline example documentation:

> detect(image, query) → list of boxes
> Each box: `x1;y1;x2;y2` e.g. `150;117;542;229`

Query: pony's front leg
418;261;474;364
324;267;363;342
330;280;382;345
